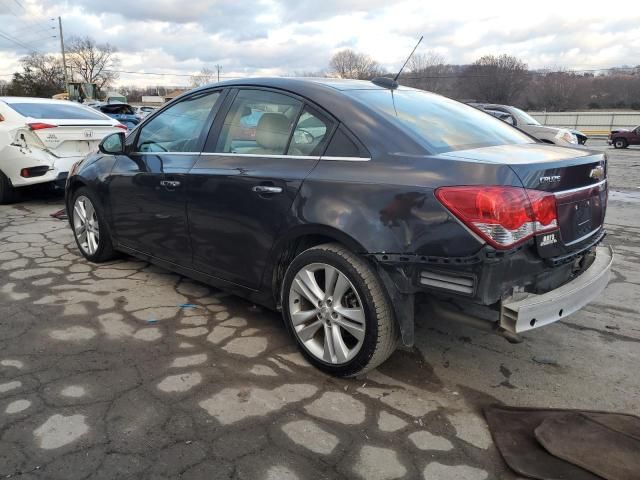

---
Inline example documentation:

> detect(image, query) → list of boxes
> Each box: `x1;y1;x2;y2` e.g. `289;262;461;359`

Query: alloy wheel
73;195;100;256
288;262;366;364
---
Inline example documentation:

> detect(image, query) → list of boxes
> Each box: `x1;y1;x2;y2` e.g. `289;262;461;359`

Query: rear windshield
348;89;534;154
7;102;107;121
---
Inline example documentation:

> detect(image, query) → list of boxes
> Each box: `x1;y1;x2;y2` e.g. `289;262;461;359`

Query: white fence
528;111;640;136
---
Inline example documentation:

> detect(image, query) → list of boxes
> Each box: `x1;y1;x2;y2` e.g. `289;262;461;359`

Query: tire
70;187;116;262
614;138;627;149
0;170;17;204
282;243;397;377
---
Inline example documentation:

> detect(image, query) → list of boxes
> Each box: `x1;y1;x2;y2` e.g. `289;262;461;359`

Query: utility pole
216;64;221;82
58;16;68;91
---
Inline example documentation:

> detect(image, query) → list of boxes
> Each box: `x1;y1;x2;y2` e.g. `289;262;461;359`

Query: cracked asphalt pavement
1;141;639;479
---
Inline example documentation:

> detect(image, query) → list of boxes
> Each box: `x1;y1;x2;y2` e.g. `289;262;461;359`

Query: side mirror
99;132;125;154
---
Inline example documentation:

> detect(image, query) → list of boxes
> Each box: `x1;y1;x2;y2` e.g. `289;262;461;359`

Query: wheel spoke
88;231;97;254
291;308;319;326
322;323;336;363
74;203;86;222
334;317;365;341
334;306;365;325
332;272;350;303
85;200;95;220
331;324;349;363
293;268;325;304
297;319;323;341
324;265;338;297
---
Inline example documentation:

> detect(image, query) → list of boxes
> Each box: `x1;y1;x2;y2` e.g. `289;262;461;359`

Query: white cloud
0;0;638;86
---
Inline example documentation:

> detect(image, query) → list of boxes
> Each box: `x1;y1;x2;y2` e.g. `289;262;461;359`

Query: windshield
7;102;107;120
511;107;541;126
349;89;533;154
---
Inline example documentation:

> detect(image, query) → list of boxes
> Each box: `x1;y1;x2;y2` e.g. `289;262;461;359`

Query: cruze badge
589;165;604;180
539;232;557;247
539;175;561;184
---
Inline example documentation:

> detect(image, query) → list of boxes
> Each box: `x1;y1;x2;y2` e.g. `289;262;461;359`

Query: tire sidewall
281;247;386;376
71;187;112;262
614;139;626;149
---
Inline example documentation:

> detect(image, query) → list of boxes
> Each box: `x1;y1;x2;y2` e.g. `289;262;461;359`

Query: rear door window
136;90;221;153
288;107;334;156
324;127;367;158
7;102;107;120
215;89;302;155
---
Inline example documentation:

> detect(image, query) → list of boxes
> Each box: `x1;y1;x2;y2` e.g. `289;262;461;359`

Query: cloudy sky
1;0;639;87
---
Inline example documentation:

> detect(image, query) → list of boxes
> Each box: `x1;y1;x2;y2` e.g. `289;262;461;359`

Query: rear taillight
435;186;558;249
0;114;4;122
28;122;57;130
115;124;128;130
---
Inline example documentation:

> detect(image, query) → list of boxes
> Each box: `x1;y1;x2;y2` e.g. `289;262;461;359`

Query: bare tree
0;79;8;96
190;68;217;87
66;36;119;90
8;53;65;97
461;54;529;104
403;51;454;94
407;51;445;73
531;69;581;111
329;50;382;79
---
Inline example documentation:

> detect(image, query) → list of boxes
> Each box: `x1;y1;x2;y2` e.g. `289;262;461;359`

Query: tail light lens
0;114;4;122
28;122;57;130
435;186;558;249
115;124;128;130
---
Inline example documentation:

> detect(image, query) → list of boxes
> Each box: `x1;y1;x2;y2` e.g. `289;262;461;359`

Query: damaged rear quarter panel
290;154;524;258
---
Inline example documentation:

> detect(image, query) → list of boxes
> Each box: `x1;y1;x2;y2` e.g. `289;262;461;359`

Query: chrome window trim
554;179;606;196
320;156;371;162
200;152;321;160
132;151;201;155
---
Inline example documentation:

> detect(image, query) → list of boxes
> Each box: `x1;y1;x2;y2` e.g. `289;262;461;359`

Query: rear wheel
71;187;116;262
0;171;17;204
282;243;397;377
614;138;628;149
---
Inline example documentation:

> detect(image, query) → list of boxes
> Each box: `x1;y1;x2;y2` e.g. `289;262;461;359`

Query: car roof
202;77;414;92
0;97;80;105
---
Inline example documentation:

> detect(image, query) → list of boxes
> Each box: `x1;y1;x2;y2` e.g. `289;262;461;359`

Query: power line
0;29;43;54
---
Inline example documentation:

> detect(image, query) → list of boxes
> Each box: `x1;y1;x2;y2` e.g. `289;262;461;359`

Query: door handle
160;180;181;188
252;185;283;194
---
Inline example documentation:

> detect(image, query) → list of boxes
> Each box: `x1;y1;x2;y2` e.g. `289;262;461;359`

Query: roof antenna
371;35;423;90
394;35;423;82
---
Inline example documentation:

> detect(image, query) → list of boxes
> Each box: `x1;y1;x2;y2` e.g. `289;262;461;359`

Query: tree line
4;36;119;98
319;50;640;110
3;43;639;111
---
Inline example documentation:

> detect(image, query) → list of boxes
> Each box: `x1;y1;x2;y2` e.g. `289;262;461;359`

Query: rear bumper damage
372;236;612;345
0;144;82;188
500;245;613;333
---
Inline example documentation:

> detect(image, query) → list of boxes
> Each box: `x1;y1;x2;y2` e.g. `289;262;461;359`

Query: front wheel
614;138;627;149
71;187;116;262
282;243;397;377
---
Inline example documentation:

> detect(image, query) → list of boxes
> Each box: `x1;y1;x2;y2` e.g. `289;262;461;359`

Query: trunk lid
439;143;607;248
25;120;120;158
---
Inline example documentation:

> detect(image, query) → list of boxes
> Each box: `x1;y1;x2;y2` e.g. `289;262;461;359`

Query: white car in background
0;97;125;203
469;103;586;146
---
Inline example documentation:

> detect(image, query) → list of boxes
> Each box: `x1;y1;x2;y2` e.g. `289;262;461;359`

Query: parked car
65;78;612;376
134;106;157;118
608;125;640;149
95;103;141;130
470;103;588;145
0;97;125;203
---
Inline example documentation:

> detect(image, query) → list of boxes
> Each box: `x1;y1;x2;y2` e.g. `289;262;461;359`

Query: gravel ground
0;140;638;479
